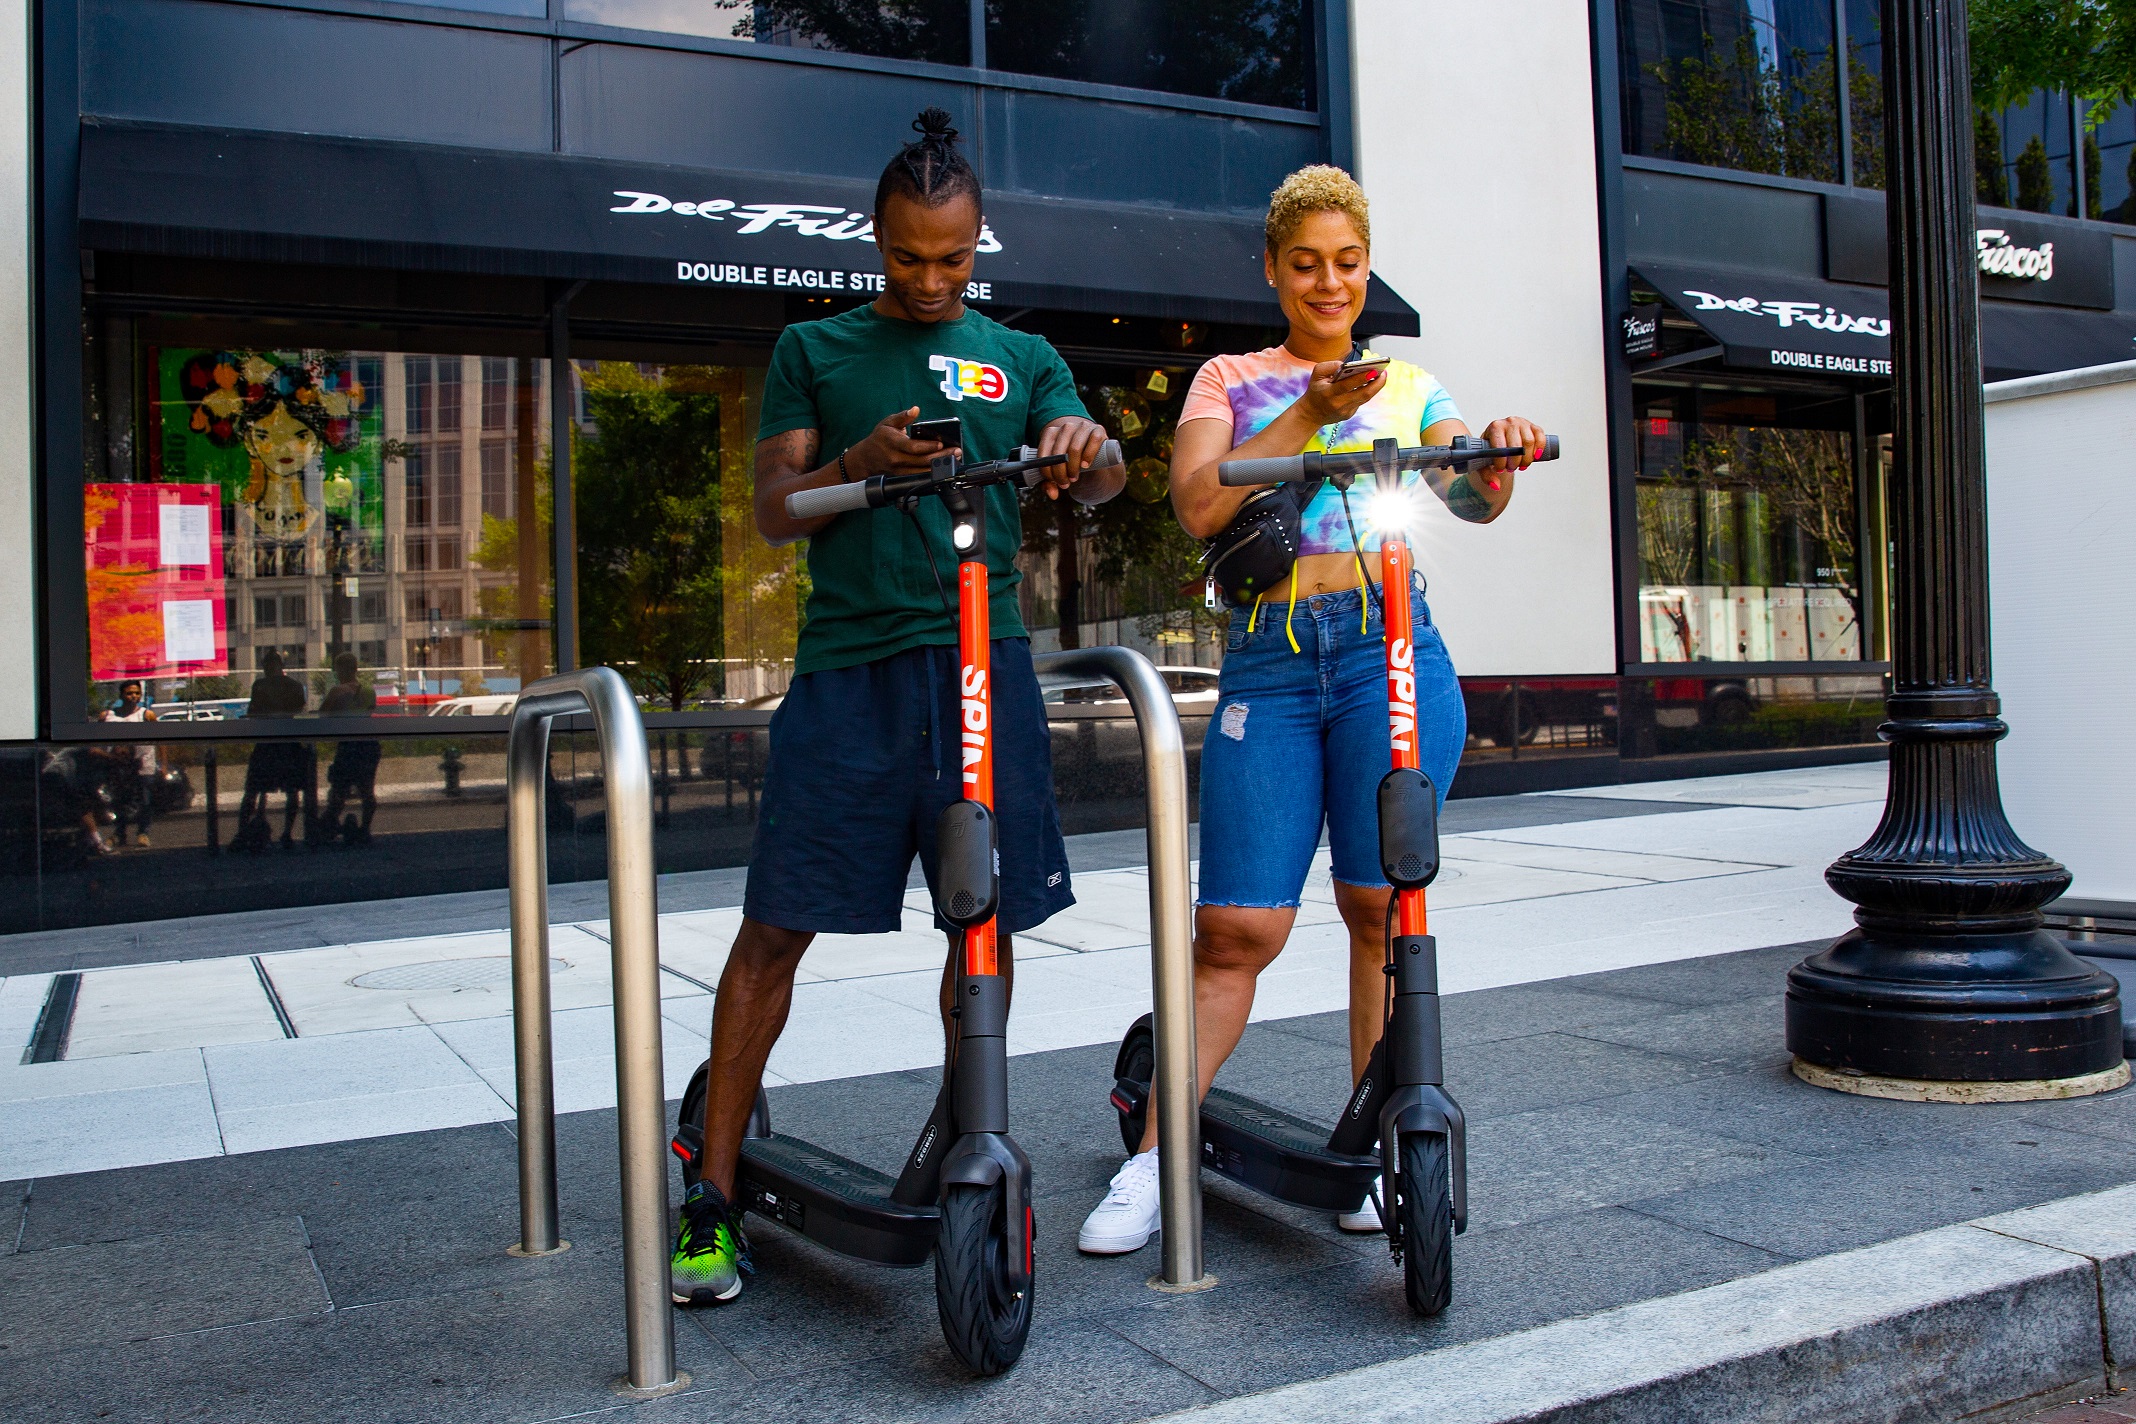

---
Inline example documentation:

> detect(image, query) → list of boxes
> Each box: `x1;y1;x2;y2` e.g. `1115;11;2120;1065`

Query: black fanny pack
1200;477;1324;607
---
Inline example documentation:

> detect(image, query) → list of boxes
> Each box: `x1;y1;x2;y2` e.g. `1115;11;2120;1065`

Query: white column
1349;0;1618;678
0;0;36;738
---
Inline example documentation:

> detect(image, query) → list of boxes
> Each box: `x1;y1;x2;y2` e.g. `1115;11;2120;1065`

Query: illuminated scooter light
1366;486;1426;536
952;523;977;551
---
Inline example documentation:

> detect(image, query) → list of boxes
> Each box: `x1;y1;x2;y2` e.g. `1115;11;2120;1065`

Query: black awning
1633;260;2136;383
1632;262;1892;378
79;120;1420;336
1979;302;2136;382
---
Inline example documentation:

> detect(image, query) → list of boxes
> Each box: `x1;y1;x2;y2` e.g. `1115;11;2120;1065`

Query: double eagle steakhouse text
612;191;1002;298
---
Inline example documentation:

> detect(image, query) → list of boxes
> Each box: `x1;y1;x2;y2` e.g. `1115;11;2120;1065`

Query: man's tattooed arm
752;427;830;546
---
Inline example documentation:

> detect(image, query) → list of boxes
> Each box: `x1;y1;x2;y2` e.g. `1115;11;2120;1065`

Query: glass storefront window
82;325;556;723
2095;105;2136;223
1841;0;1882;186
1617;0;1841;182
1979;88;2076;213
1633;399;1867;665
568;360;798;709
565;0;972;65
985;0;1314;111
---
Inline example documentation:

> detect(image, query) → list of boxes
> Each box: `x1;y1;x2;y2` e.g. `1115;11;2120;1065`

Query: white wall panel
1985;362;2136;905
0;0;34;739
1349;0;1617;677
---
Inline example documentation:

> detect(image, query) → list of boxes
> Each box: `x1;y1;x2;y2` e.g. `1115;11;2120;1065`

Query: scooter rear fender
1378;1084;1467;1233
940;1132;1035;1291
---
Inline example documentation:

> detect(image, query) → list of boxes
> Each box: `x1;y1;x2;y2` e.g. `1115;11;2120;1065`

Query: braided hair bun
876;106;982;215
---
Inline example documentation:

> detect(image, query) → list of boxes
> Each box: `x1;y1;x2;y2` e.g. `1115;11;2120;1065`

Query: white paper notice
161;600;216;664
158;503;211;567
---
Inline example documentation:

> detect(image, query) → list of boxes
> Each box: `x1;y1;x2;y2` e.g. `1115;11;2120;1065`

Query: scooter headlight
1366;486;1422;535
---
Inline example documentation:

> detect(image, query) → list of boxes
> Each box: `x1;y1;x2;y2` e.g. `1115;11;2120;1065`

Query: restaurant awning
78;119;1422;336
1631;261;2135;383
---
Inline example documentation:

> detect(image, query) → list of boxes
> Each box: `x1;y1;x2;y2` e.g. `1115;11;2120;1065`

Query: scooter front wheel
934;1181;1034;1375
1396;1131;1453;1316
1111;1015;1155;1157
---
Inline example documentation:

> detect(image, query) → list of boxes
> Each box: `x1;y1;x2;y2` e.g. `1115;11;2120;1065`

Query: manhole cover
352;957;566;992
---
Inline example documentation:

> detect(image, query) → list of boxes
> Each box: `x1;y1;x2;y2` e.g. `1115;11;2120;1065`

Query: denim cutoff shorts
1196;578;1465;909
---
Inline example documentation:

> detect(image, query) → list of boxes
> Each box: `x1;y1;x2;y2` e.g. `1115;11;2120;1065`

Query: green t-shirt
758;305;1087;676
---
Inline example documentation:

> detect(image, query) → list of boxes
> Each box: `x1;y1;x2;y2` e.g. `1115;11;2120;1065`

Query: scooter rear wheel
934;1181;1034;1376
1111;1015;1155;1157
1396;1132;1453;1316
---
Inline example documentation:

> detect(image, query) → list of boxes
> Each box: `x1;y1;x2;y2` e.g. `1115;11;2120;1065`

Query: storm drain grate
351;957;566;992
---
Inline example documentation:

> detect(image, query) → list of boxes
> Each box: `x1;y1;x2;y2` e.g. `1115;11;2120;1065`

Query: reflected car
151;704;227;722
1041;665;1219;708
428;694;518;717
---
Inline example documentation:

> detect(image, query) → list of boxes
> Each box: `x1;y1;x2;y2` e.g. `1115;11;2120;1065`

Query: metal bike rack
505;667;682;1396
1033;647;1210;1292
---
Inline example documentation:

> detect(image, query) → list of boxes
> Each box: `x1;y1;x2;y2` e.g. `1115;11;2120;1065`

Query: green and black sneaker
669;1180;747;1305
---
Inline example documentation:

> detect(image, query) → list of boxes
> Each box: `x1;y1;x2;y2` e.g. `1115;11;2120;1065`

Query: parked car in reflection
1040;665;1219;708
150;703;227;722
427;694;518;717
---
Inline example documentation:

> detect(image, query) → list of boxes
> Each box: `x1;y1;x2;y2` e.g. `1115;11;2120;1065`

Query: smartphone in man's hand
909;417;962;448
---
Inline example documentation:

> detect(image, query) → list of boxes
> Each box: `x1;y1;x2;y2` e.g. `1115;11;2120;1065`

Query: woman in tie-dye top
1078;165;1550;1257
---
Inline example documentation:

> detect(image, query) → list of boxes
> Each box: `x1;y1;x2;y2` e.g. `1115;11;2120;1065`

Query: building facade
0;0;2128;934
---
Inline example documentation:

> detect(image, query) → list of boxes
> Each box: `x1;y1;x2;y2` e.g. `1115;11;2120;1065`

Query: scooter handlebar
785;479;876;520
1216;435;1562;488
1218;454;1309;487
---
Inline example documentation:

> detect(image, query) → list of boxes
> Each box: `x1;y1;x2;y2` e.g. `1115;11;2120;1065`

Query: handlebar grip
785;480;874;520
1219;455;1306;486
1539;434;1560;461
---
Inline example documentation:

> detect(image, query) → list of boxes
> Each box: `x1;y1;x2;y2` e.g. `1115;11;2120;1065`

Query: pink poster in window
86;483;228;679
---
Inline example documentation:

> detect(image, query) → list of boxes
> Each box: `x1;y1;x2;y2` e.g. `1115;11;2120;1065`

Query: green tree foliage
573;364;730;712
718;0;967;59
1651;36;1842;182
2016;133;2057;209
1976;109;2012;203
472;457;552;684
1971;0;2136;127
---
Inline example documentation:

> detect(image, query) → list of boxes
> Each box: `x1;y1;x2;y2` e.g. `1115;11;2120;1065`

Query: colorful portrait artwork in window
172;350;371;544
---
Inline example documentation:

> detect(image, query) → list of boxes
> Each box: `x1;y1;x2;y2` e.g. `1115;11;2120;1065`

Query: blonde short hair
1264;165;1370;253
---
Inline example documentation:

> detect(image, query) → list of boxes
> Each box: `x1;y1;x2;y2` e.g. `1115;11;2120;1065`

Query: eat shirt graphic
929;353;1008;402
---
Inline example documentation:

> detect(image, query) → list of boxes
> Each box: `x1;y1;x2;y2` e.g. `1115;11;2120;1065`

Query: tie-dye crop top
1180;346;1463;556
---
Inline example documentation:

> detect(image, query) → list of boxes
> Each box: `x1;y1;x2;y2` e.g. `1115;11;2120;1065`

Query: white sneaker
1078;1150;1162;1254
1337;1177;1382;1233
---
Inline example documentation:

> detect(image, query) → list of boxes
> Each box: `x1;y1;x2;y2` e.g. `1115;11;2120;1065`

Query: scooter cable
902;501;959;619
1338;487;1386;624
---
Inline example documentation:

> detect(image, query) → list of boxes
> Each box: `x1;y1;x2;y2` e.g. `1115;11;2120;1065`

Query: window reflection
1618;0;1842;182
569;361;797;709
985;0;1314;110
84;328;555;721
566;0;971;64
1634;399;1868;665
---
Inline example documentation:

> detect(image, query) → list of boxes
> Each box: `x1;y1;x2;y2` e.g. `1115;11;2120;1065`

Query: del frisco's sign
1976;229;2052;282
610;190;1004;253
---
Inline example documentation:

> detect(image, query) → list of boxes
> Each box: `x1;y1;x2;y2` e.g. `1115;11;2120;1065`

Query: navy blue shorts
743;638;1075;937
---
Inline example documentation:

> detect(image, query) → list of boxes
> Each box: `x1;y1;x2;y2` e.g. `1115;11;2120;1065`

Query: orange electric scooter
671;435;1120;1374
1109;432;1559;1314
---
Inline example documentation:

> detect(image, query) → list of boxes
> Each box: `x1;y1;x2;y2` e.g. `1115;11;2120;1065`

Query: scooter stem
953;496;999;978
1380;533;1427;941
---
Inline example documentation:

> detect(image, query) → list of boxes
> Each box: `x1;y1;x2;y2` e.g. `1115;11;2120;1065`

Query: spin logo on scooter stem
1387;637;1416;758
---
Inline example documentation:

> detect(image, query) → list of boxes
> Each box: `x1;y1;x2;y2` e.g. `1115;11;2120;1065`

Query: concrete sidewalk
1;938;2130;1424
0;765;1883;1180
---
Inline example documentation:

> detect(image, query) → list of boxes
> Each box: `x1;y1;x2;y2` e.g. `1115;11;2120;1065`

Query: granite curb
1155;1182;2136;1424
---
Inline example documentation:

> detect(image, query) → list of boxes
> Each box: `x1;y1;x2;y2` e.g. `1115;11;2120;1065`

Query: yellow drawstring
1355;554;1370;635
1282;577;1301;653
1248;590;1263;634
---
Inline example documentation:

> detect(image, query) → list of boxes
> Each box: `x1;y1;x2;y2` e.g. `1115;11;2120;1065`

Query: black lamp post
1784;0;2126;1095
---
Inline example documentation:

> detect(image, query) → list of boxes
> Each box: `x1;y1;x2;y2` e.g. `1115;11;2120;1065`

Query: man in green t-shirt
669;109;1109;1307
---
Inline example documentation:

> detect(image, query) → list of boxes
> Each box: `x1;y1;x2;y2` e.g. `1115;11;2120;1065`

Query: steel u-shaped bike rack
505;667;682;1396
1033;647;1211;1293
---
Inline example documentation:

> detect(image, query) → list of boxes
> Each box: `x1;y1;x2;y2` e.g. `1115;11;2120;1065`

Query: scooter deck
1201;1088;1380;1212
738;1134;940;1267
